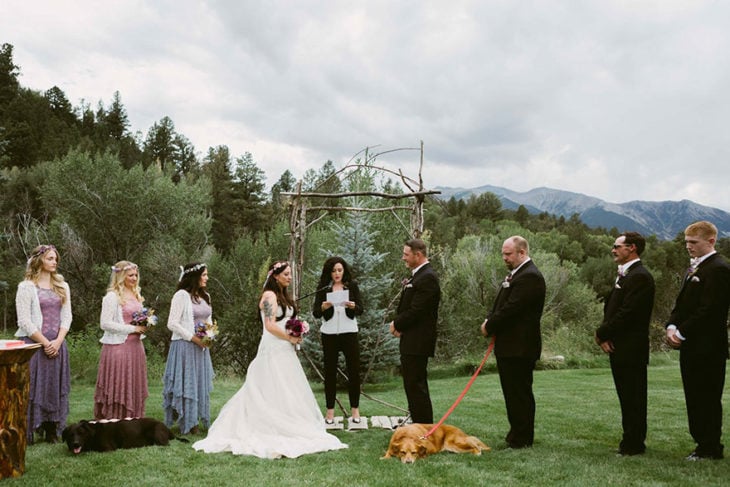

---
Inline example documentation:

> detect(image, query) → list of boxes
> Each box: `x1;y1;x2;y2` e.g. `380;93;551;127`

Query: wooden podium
0;343;41;479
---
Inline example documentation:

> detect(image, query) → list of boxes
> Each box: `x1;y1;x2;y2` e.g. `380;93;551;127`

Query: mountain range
435;185;730;240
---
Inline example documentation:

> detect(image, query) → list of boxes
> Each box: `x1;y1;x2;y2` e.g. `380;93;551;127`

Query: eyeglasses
612;244;630;249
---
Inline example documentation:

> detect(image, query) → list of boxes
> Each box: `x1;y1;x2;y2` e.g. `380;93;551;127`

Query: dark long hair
262;260;297;319
177;262;210;304
316;256;353;290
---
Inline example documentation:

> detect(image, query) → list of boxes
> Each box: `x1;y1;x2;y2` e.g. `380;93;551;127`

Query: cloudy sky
4;1;730;210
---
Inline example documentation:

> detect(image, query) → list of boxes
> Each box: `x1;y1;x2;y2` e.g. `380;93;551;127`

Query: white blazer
167;289;212;341
99;291;139;344
15;279;72;337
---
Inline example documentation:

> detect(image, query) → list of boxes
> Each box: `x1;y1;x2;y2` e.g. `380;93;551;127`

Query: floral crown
267;261;288;277
178;263;207;282
263;261;289;289
27;244;56;265
31;245;56;259
112;263;138;273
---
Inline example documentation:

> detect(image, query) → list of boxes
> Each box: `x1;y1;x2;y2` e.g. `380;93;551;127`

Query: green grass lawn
9;361;730;486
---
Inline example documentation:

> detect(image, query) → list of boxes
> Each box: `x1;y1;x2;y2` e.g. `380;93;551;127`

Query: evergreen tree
203;145;237;253
171;133;199;182
231;152;268;236
0;43;20;108
270;169;296;214
142;116;176;170
103;91;130;140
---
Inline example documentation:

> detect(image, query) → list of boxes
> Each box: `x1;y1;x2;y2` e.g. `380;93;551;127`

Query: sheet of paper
326;290;350;307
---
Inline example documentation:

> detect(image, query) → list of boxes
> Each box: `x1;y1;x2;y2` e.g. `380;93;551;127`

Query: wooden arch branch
284;141;440;298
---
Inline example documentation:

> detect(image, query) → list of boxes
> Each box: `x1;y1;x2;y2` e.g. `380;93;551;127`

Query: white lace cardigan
15;279;72;337
167;289;211;341
99;291;139;345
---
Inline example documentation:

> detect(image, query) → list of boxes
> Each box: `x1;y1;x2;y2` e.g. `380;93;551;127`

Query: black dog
62;418;188;454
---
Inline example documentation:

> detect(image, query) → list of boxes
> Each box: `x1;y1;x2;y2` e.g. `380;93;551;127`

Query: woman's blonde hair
108;260;144;305
24;244;67;303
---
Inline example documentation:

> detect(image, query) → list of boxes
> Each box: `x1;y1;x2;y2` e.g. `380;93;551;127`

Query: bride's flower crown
267;261;288;277
262;261;289;289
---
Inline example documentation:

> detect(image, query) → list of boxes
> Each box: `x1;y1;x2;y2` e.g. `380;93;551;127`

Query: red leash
420;337;495;439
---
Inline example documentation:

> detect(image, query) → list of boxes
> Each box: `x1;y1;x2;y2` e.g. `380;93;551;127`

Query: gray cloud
4;0;730;210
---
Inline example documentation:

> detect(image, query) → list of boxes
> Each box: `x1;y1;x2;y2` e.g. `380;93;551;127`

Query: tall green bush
437;232;604;364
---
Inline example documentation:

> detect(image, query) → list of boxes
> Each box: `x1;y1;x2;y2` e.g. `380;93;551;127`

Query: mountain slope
436;185;730;239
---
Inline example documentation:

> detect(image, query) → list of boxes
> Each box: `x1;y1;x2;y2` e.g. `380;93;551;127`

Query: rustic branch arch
281;141;441;297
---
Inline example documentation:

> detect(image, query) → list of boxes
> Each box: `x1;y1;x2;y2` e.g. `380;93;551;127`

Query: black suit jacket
486;260;546;361
596;261;655;365
667;253;730;360
394;263;440;357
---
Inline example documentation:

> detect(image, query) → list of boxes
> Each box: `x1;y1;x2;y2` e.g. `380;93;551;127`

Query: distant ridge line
435;185;730;240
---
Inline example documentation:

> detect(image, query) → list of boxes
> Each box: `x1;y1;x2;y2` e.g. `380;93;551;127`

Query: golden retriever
381;423;490;463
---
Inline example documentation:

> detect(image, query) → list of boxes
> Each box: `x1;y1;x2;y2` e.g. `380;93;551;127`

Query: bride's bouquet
195;319;219;347
131;307;158;327
285;318;309;351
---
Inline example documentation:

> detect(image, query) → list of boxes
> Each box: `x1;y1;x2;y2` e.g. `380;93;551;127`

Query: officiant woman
312;256;364;424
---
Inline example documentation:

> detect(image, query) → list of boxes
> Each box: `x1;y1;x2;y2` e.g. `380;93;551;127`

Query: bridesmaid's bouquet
131;307;158;327
285;318;309;351
195;319;219;346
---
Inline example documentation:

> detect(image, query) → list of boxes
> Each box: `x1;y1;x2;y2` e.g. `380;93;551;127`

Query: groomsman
595;231;655;456
389;239;440;424
481;236;545;448
666;221;730;461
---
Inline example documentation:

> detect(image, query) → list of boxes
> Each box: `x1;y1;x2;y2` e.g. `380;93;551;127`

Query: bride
193;260;347;459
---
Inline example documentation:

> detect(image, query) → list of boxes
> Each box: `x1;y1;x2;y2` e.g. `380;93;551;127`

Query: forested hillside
2;43;726;379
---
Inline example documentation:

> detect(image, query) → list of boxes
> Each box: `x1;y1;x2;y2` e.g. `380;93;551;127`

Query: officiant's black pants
322;332;360;410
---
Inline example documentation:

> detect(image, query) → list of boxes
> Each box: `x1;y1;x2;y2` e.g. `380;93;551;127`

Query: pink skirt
94;334;148;419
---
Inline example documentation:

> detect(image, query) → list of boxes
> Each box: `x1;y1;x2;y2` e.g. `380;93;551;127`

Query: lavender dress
162;299;214;434
24;288;71;441
94;299;149;419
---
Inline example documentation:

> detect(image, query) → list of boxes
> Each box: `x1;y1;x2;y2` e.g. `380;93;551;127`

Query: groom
389;238;440;424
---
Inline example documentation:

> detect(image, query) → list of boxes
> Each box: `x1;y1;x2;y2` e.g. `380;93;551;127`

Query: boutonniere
501;274;513;288
401;277;413;288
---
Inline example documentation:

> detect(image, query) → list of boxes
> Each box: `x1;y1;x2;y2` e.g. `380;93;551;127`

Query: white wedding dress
193;306;347;459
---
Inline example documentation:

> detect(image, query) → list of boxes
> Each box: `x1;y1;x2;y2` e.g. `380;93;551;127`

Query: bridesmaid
14;244;72;443
94;261;149;419
162;262;214;434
